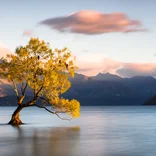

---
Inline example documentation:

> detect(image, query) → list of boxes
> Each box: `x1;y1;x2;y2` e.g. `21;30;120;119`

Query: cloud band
39;10;145;35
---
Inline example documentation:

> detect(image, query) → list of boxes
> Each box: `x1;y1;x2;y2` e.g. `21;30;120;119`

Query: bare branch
35;104;54;114
18;95;25;105
35;104;72;121
12;80;19;100
23;99;36;107
35;86;43;97
21;82;28;96
21;82;24;94
54;112;72;121
38;96;51;105
23;83;28;94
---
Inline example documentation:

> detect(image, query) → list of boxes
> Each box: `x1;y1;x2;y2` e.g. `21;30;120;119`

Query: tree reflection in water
9;126;80;156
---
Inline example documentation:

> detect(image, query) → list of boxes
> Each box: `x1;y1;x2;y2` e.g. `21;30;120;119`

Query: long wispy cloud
38;10;145;35
116;62;156;77
77;58;156;77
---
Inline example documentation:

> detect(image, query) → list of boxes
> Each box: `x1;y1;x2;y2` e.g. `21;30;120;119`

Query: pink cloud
76;58;156;77
23;29;34;36
102;58;121;73
0;42;11;58
76;60;103;76
117;62;156;77
39;10;145;35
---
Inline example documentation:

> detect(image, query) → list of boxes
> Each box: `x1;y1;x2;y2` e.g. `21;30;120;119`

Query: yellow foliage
0;38;80;119
52;98;80;118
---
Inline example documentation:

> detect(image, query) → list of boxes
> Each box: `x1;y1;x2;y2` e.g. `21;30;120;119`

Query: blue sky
0;0;156;76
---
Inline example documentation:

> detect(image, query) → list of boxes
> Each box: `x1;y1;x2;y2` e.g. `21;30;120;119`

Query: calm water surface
0;106;156;156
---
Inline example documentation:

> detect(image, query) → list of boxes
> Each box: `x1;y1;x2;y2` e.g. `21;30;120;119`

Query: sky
0;0;156;77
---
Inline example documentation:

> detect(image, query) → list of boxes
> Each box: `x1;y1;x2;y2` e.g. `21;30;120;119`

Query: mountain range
0;72;156;106
66;73;156;105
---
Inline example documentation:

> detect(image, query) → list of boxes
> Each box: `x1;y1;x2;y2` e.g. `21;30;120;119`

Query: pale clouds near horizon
1;41;156;78
0;42;11;58
77;58;156;77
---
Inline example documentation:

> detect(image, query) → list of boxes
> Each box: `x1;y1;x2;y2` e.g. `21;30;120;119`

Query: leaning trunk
8;105;24;125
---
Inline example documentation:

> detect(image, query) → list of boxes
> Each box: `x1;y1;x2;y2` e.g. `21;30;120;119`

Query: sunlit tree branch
35;104;72;121
12;80;19;100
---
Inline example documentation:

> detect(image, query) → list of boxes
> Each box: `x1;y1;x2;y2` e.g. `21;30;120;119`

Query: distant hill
69;73;89;82
92;72;122;81
0;95;41;106
0;73;156;106
144;95;156;105
0;96;17;106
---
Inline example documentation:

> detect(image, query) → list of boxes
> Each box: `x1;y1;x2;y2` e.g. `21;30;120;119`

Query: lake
0;106;156;156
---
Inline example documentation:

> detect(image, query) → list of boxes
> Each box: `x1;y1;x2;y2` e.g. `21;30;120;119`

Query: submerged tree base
8;113;23;125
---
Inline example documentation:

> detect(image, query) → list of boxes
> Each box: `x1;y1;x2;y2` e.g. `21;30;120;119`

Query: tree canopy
0;38;80;124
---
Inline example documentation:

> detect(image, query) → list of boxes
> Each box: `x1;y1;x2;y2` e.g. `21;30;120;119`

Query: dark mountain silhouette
64;73;156;105
92;72;122;81
0;73;156;106
144;95;156;105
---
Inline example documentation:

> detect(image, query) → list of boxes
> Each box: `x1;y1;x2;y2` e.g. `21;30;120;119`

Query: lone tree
0;38;80;125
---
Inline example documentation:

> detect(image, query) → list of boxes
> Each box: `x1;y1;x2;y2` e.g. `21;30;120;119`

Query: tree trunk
8;105;24;125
